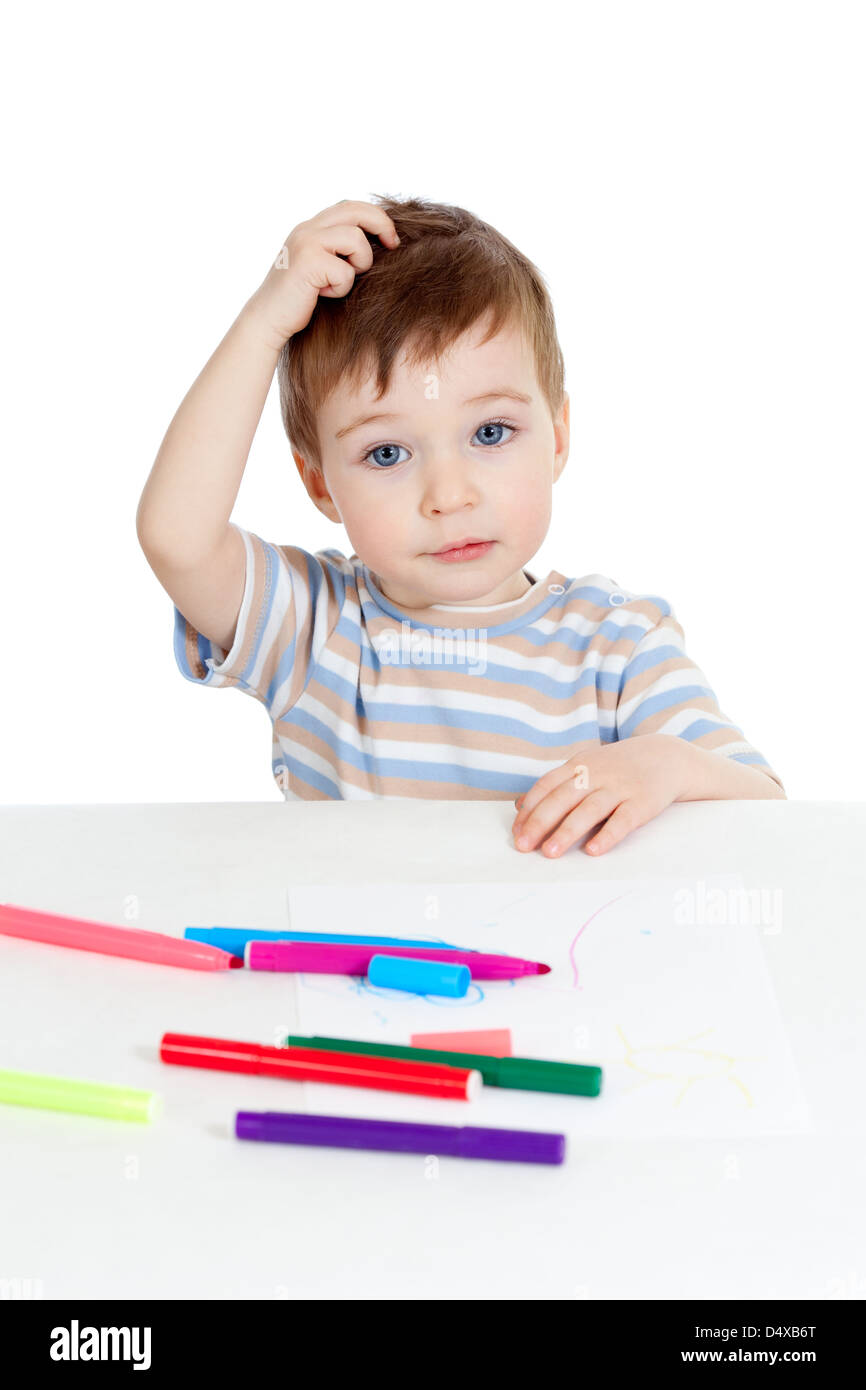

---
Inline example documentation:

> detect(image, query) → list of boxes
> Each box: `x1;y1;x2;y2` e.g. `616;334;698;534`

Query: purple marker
235;1110;565;1165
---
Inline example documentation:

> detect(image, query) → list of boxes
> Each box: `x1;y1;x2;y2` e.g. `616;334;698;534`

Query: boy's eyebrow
334;388;533;441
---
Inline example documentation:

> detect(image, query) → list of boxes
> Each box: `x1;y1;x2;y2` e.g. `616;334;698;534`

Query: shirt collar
360;563;572;635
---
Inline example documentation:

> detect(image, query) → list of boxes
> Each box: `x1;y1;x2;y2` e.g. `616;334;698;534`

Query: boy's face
294;316;569;609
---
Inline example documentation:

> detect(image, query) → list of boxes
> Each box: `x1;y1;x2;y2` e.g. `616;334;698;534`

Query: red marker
159;1033;481;1100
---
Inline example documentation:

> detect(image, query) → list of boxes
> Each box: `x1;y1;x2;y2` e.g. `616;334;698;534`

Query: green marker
0;1068;161;1122
285;1034;602;1098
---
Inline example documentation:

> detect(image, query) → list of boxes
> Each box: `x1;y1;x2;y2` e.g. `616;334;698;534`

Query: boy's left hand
512;734;697;858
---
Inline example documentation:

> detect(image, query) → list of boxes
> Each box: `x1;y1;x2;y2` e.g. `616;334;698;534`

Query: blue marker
184;926;475;960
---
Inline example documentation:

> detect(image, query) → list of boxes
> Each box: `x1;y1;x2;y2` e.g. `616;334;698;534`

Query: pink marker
0;902;242;972
245;941;549;980
411;1028;513;1057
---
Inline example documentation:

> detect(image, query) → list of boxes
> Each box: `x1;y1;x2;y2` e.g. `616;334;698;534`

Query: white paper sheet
284;877;811;1139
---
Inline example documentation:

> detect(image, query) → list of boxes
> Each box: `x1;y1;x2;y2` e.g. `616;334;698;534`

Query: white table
0;799;863;1300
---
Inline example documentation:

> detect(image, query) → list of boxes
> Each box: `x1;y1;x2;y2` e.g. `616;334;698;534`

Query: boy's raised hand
512;734;697;858
249;200;401;350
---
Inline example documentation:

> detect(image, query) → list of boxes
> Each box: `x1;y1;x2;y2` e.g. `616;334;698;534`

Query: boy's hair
277;194;566;473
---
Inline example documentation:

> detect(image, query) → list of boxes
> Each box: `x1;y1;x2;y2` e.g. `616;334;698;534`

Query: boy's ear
292;449;342;523
552;392;570;483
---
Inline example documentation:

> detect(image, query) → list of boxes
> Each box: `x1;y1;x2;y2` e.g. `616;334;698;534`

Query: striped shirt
172;526;784;799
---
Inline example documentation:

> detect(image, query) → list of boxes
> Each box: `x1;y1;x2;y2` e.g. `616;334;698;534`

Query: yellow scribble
611;1023;757;1108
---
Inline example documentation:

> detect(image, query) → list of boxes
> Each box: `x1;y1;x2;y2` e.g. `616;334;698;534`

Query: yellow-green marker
0;1068;160;1122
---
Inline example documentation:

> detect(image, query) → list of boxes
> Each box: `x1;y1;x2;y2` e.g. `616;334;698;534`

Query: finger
583;797;656;856
513;741;600;830
539;791;623;857
306;246;361;298
513;763;582;832
514;778;594;851
318;224;378;274
315;200;401;245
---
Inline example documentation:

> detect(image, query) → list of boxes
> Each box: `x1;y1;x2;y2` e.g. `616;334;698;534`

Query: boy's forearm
136;292;284;563
674;740;787;801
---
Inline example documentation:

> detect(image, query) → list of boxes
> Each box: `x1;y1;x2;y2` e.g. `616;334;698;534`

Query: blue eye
474;420;514;447
364;442;409;470
360;418;518;470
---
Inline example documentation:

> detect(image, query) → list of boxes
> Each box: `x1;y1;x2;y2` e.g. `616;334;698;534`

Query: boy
136;196;785;858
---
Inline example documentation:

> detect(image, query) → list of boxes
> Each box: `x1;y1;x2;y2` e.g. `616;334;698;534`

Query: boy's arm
672;739;787;800
136;201;400;652
615;609;785;795
135;296;282;649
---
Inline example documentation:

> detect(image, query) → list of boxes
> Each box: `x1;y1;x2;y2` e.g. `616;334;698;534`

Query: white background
2;0;863;803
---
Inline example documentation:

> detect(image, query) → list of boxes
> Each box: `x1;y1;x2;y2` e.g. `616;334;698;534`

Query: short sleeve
615;609;785;792
172;527;350;721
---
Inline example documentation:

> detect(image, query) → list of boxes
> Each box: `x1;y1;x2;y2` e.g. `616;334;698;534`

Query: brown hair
277;194;566;473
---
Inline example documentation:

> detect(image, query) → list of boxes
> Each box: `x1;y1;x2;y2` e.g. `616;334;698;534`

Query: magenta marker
245;940;549;980
235;1110;565;1164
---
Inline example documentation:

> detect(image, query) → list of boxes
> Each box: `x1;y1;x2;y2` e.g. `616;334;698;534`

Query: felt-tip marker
159;1033;481;1100
0;1067;160;1122
236;1110;566;1164
184;926;475;958
0;902;241;972
286;1034;603;1097
245;941;549;979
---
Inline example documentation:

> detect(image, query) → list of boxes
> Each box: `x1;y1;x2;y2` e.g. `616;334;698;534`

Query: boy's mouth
428;538;495;563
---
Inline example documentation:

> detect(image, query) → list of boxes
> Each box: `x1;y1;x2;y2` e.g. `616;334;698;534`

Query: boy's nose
422;459;481;514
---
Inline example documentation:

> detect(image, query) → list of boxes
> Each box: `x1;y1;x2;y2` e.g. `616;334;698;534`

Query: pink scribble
569;892;632;988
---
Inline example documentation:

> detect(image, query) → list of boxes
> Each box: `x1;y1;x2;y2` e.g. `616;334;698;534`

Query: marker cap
498;1058;603;1097
457;1125;565;1164
367;953;470;997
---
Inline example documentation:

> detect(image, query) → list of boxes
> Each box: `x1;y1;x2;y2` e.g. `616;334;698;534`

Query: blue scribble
297;971;506;1008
